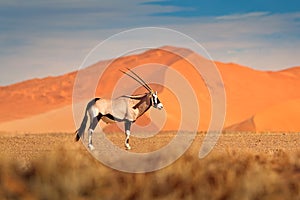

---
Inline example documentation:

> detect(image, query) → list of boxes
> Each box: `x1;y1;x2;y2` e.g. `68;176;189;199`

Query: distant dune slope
0;46;299;133
226;99;300;132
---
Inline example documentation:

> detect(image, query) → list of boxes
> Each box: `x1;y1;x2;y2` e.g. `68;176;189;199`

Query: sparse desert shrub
0;145;299;200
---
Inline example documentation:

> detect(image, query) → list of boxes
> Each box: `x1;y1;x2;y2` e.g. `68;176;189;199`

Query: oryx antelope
75;68;163;150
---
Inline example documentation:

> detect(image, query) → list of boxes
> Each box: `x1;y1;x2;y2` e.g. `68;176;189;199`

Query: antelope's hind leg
88;113;102;150
124;120;132;150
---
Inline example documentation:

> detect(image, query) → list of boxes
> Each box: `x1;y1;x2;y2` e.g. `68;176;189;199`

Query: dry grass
0;133;299;199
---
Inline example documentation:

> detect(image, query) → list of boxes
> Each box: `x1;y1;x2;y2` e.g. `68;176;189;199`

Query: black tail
75;98;100;141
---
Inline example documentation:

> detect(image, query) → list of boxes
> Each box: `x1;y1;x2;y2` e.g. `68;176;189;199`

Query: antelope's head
151;91;163;110
120;68;163;110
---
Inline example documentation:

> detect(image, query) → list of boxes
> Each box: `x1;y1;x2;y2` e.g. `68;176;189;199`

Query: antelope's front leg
124;121;132;150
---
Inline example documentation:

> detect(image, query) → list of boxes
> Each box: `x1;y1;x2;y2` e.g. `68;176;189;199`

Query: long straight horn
120;69;152;92
126;68;153;92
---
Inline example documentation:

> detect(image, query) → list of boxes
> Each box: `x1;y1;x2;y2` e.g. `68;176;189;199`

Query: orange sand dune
217;63;300;127
0;105;75;133
0;72;76;122
254;98;300;132
0;46;299;133
226;99;300;132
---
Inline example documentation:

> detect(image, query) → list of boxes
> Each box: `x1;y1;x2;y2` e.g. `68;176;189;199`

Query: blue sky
1;0;300;85
146;0;300;16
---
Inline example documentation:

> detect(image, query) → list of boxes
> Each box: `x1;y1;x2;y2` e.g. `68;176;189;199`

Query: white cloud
216;12;270;20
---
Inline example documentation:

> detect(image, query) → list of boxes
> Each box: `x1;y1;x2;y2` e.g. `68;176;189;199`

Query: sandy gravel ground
0;132;299;162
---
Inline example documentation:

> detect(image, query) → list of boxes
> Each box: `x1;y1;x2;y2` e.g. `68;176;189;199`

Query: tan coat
94;93;152;123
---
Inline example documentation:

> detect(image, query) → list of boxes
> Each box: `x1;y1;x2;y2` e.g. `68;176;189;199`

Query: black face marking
152;93;158;105
156;98;161;104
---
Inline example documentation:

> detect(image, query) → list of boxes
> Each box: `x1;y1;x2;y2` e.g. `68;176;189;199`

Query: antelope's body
96;93;152;122
75;69;163;150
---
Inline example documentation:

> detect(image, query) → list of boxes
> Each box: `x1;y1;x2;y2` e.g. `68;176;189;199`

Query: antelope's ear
155;91;157;95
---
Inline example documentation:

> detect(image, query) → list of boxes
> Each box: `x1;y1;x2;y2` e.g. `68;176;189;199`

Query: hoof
88;144;95;151
125;144;131;150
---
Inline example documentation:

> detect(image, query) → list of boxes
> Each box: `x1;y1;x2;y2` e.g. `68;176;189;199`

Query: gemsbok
75;68;163;150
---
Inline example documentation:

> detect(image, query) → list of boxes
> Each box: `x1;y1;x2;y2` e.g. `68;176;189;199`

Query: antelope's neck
136;94;152;118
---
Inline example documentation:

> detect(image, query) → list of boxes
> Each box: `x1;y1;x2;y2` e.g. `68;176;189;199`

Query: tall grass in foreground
0;147;299;200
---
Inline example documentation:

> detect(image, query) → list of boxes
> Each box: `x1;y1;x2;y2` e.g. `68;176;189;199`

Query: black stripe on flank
104;114;124;122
